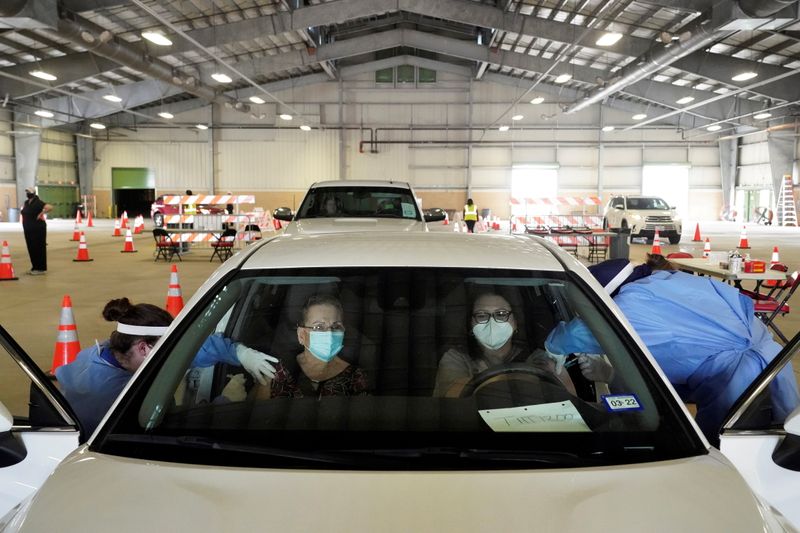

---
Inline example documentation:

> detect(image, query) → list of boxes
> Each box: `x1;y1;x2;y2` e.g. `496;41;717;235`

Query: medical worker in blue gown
545;258;800;445
56;298;277;435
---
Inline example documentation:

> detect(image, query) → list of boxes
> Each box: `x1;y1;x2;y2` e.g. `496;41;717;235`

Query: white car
1;233;799;532
603;195;683;244
273;180;445;235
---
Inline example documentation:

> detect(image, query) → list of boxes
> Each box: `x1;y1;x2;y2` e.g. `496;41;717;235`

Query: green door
37;185;79;219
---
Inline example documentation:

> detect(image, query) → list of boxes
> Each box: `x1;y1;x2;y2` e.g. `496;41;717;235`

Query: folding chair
210;228;237;262
751;270;799;344
153;228;181;262
666;252;693;259
587;234;610;263
740;263;788;299
243;224;262;242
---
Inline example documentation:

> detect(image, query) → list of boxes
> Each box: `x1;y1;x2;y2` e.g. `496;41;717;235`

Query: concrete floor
1;218;799;415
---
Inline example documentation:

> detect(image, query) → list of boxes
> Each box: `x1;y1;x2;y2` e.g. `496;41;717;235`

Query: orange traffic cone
133;215;144;234
121;211;129;229
738;225;750;249
703;237;711;258
692;223;702;242
70;223;81;242
771;246;780;264
73;232;93;262
0;241;18;281
86;209;94;227
121;229;137;253
75;209;82;225
443;213;449;225
651;230;663;255
51;295;80;374
112;218;122;237
165;264;184;318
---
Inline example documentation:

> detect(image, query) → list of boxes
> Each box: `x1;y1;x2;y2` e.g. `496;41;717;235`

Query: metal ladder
776;174;797;226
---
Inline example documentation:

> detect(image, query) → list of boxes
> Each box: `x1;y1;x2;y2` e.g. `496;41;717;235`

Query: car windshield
296;186;421;220
626;197;670;210
97;267;701;469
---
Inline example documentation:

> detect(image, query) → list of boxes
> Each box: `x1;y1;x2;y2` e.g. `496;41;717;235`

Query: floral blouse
270;361;369;398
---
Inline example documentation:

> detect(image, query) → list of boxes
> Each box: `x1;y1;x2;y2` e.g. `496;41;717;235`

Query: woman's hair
467;198;474;205
645;253;675;271
103;298;173;356
300;294;343;324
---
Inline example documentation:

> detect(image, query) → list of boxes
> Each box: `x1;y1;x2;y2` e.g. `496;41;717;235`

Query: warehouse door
36;185;79;219
112;168;155;218
642;165;689;220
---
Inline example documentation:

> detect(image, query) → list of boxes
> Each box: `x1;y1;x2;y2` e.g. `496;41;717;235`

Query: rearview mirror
273;207;294;222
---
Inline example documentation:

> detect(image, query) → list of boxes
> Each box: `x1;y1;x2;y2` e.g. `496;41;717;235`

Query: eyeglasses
300;322;345;332
472;310;513;324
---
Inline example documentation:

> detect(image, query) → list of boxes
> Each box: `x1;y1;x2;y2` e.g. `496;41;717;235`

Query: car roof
310;180;413;189
242;232;566;271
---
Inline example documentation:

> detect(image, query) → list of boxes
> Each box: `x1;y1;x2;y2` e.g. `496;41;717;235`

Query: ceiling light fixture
511;114;523;121
554;73;572;84
731;71;757;82
754;112;772;120
498;125;510;132
279;114;293;121
141;31;172;46
706;125;721;131
595;32;623;47
300;125;312;131
530;96;545;105
103;94;122;103
30;70;57;81
601;126;615;132
211;72;232;83
632;113;647;120
196;124;208;130
676;96;695;105
249;96;265;104
89;122;106;130
34;110;54;118
158;111;174;119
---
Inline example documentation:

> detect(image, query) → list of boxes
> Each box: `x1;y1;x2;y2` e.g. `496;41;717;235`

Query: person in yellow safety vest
183;189;197;216
463;198;478;233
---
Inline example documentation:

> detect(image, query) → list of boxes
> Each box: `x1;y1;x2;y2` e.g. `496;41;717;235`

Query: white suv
603;195;682;244
273;180;445;235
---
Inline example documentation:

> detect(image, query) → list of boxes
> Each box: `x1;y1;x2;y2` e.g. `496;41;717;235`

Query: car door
0;325;82;518
719;331;800;529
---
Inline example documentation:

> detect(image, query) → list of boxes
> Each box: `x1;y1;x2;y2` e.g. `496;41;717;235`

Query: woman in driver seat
433;292;614;397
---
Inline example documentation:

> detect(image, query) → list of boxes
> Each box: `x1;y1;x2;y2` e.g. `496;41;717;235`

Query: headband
116;322;169;336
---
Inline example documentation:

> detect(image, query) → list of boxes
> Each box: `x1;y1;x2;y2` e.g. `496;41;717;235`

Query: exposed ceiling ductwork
0;0;57;29
562;0;800;115
46;8;250;115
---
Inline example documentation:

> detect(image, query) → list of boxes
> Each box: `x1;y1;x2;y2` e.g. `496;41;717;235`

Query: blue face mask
472;319;513;350
308;331;344;362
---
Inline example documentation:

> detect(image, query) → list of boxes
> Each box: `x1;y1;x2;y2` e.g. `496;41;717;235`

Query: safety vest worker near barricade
184;190;197;216
463;202;478;221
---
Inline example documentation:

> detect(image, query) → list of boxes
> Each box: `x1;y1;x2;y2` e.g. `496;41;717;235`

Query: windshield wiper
337;447;594;465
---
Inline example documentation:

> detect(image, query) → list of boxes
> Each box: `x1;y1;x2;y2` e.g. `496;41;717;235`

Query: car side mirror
273;207;294;222
770;405;800;472
614;206;623;210
0;401;12;432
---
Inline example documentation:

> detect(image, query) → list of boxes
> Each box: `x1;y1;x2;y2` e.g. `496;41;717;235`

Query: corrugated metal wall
0;111;13;183
38;130;76;184
95;140;209;191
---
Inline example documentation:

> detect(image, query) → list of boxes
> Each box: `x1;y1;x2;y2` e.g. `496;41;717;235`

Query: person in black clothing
20;187;51;275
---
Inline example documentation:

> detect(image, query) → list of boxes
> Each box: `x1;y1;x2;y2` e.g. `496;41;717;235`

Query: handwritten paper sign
478;401;591;432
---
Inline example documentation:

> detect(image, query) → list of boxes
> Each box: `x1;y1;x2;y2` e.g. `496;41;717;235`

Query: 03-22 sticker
601;394;643;412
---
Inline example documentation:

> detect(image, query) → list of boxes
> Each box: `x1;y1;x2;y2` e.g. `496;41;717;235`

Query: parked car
603;195;683;244
273;180;445;235
150;195;227;227
1;233;799;531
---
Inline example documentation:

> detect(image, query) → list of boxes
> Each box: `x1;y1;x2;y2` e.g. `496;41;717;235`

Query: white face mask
472;319;513;350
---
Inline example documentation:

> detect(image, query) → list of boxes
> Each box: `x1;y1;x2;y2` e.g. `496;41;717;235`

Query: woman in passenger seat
260;294;369;398
433;292;614;397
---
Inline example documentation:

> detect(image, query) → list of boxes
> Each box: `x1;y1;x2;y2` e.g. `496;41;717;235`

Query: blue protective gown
546;270;800;442
56;336;241;435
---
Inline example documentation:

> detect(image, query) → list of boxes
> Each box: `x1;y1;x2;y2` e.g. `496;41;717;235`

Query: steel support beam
718;137;737;217
76;132;93;197
768;131;796;199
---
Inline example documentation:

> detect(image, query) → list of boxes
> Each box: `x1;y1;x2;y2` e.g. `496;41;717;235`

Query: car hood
283;218;427;235
16;448;767;532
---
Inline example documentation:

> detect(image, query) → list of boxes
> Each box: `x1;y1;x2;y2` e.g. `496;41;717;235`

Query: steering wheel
459;363;565;398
